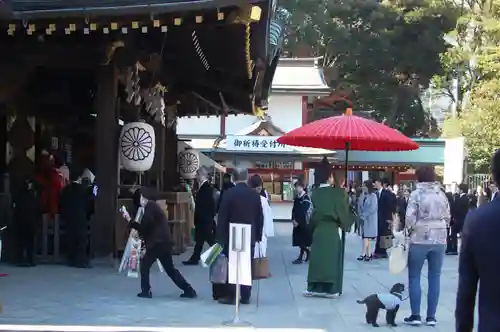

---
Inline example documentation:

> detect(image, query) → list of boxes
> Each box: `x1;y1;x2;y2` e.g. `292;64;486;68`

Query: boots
304;248;310;262
292;248;310;264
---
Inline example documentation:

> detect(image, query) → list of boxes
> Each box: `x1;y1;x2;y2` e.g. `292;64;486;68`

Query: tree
438;0;500;172
279;0;458;136
461;79;500;171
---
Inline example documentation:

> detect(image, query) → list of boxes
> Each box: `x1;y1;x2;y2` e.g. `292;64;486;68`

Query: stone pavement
0;223;463;331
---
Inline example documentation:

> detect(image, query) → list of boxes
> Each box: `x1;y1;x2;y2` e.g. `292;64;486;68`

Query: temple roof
235;115;285;136
4;0;249;17
272;57;330;95
0;1;282;117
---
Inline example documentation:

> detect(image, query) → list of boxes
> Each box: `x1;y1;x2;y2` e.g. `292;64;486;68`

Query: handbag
388;194;420;274
252;243;270;280
388;230;408;274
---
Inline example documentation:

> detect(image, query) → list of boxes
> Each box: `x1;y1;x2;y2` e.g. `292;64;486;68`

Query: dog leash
393;292;409;301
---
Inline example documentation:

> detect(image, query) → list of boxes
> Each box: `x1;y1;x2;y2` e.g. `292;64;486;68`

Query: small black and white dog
357;283;405;327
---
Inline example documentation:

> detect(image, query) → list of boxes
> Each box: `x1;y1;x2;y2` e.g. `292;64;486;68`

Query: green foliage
441;116;463;138
279;0;458;136
434;0;500;171
462;78;500;172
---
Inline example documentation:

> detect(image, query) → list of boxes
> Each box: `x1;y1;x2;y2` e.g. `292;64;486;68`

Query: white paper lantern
179;148;200;179
119;122;155;172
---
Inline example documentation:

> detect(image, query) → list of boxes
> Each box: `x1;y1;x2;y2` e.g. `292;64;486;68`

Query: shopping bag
127;240;141;278
252;257;270;280
209;254;228;284
388;231;408;274
119;233;137;272
200;243;223;267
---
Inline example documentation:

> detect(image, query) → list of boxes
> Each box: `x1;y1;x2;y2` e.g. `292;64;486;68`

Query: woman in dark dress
291;180;312;264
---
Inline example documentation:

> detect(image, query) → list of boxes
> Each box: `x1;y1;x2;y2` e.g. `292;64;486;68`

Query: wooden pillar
93;64;118;257
163;124;178;191
144;121;165;190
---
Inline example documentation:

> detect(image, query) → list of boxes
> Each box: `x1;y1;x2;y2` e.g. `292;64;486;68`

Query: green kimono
306;186;353;296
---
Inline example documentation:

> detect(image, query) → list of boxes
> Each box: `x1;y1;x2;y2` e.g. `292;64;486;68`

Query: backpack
304;197;313;225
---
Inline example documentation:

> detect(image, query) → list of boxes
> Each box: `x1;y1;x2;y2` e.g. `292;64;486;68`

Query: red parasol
277;108;419;185
277;108;419;152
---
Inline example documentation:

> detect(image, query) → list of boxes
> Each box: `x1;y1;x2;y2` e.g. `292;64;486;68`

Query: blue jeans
408;243;445;318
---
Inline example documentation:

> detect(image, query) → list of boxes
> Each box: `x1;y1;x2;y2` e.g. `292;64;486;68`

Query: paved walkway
0;223;462;331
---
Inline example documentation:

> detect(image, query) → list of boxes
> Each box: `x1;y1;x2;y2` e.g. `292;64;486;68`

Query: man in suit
374;178;395;259
60;171;92;268
216;167;263;305
456;149;500;332
183;166;216;265
126;189;197;299
447;184;469;255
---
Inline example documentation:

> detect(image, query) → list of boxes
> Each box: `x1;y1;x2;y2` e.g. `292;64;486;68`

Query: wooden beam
93;63;118;258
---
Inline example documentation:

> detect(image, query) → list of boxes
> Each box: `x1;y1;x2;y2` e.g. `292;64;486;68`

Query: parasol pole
340;106;352;296
339;141;349;296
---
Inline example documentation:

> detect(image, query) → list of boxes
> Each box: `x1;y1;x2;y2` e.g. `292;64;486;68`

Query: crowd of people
10;151;95;268
8;146;499;331
287;156;500;330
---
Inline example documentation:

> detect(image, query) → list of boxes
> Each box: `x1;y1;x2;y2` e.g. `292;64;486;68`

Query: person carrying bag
251;175;274;280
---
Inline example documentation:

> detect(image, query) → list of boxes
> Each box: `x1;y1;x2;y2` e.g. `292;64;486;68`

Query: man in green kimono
305;168;353;297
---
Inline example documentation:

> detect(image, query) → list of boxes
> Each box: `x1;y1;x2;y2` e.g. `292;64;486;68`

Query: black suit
216;182;263;302
60;182;91;267
130;201;192;294
448;194;469;254
217;182;235;213
456;199;500;332
189;181;216;262
375;189;395;256
13;183;41;266
396;196;408;231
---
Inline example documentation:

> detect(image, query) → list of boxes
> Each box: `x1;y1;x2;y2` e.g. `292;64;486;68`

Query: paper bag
252;257;270;280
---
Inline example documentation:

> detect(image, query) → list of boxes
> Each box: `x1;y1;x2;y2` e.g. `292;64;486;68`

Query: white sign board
228;223;252;287
226;135;294;153
444;137;466;185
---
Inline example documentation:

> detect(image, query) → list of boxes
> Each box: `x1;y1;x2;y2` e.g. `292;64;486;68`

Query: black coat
60;182;90;227
13;185;41;229
377;189;395;236
194;181;216;228
292;193;312;247
217;182;235;213
129;201;172;249
453;194;469;232
216;182;263;255
396;196;408;230
456;199;500;332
